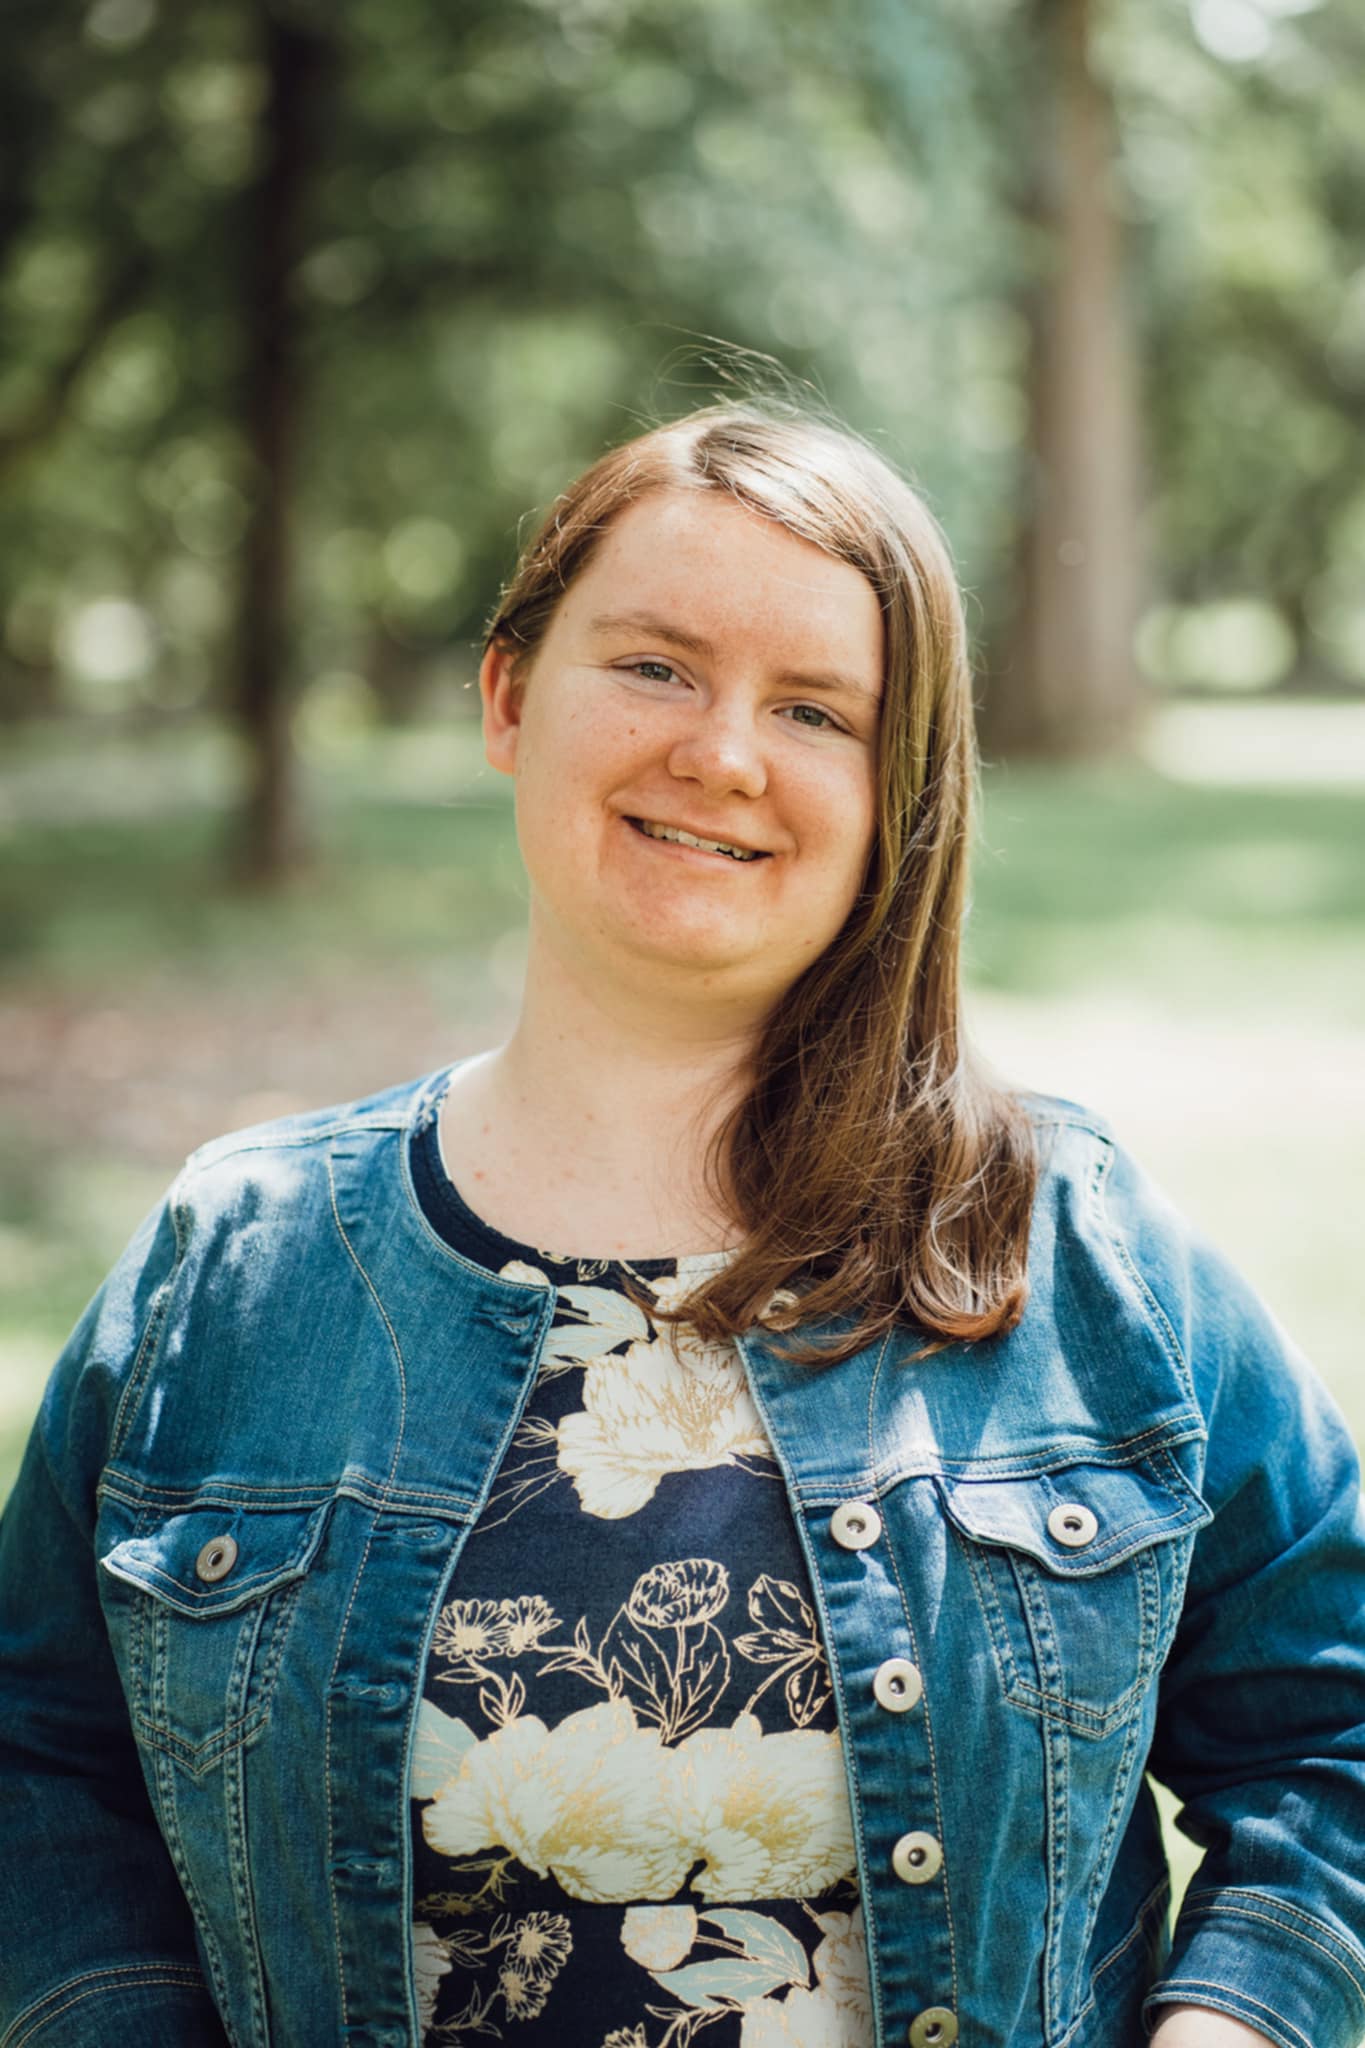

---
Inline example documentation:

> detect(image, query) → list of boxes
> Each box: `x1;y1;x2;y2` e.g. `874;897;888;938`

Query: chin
619;918;767;977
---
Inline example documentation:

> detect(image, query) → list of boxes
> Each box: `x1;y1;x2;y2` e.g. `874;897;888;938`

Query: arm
1150;2011;1278;2048
1121;1158;1365;2048
0;1192;231;2047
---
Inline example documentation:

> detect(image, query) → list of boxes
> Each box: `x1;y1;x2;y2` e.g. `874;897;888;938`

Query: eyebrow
586;608;882;708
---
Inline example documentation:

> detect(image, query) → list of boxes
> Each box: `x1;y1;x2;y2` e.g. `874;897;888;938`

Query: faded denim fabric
2;1061;1363;2048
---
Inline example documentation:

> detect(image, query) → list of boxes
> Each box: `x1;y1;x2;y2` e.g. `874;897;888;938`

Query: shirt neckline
418;1057;740;1279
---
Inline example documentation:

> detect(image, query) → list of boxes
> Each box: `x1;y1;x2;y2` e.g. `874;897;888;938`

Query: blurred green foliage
1;0;1363;730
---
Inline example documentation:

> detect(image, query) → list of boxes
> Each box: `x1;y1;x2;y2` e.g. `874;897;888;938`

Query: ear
480;640;524;777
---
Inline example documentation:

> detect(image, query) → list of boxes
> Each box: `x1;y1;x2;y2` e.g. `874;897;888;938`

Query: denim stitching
1042;1691;1070;2034
150;1740;241;2046
127;1532;148;1732
119;1517;318;1775
223;1729;267;2048
1174;1896;1365;2007
862;1416;1207;1498
108;1173;189;1464
1076;1700;1151;2011
734;1333;887;2048
97;1475;480;1517
870;1335;961;2023
324;1145;414;2031
1054;1875;1171;2048
1148;1981;1312;2048
4;1967;211;2048
1094;1135;1198;1409
962;1541;1019;1697
942;1470;1199;1568
983;1546;1159;1737
113;1549;314;1609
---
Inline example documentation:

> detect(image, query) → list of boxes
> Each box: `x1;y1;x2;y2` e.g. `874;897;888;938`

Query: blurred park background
1;0;1364;1898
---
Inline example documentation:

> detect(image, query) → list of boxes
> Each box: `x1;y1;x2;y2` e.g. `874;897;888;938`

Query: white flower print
644;1271;714;1318
739;1984;863;2046
417;1907;573;2036
419;1699;857;1907
410;1699;475;1799
497;1259;552;1290
557;1329;770;1519
809;1907;870;2021
733;1907;870;2044
667;1712;856;1899
428;1594;560;1727
422;1701;694;1903
602;2029;649;2048
547;1284;653;1363
411;1921;451;2035
620;1903;698;1971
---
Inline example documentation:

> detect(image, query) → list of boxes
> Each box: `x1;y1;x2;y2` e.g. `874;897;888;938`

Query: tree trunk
978;0;1145;760
227;5;330;885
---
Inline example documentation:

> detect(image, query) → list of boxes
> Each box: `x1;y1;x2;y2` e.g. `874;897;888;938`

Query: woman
2;401;1363;2048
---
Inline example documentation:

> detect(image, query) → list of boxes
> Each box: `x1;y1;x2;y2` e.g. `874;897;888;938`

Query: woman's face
481;487;885;1014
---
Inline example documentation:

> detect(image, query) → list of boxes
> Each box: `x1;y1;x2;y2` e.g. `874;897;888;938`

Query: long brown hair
484;397;1040;1366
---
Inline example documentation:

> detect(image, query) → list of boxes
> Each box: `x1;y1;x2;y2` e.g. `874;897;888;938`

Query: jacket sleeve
0;1187;232;2048
1121;1149;1365;2048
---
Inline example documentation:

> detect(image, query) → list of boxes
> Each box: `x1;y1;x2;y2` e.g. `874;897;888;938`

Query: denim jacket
2;1062;1364;2048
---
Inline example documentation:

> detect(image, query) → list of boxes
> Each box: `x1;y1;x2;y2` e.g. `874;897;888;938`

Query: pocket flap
934;1457;1211;1576
99;1499;332;1617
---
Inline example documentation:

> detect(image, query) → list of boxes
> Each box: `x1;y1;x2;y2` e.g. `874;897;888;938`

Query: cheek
801;763;878;871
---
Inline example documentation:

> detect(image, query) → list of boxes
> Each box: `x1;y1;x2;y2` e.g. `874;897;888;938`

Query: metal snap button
830;1500;882;1551
1047;1501;1098;1549
761;1288;801;1326
891;1829;942;1885
873;1657;923;1713
194;1534;238;1583
908;2007;958;2048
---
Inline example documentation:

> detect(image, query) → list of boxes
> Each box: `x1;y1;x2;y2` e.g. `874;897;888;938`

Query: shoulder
183;1066;441;1175
1016;1089;1342;1457
172;1064;443;1212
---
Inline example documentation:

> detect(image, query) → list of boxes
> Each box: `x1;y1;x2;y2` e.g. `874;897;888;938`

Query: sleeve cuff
1144;1890;1365;2048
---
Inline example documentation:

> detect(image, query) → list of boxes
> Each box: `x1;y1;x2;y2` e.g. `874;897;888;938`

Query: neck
467;916;771;1247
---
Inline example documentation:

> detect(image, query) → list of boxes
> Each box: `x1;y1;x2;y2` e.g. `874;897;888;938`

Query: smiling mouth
626;818;768;862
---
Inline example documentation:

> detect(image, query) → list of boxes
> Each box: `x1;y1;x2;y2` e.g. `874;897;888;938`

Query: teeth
636;820;760;860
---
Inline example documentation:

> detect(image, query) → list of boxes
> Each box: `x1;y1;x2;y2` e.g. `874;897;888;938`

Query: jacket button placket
326;1504;460;2045
825;1495;956;2045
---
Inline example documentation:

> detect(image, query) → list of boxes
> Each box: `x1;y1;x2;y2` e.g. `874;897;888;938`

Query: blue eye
785;703;842;732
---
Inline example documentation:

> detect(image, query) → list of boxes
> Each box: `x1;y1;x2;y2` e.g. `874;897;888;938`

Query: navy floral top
405;1098;871;2045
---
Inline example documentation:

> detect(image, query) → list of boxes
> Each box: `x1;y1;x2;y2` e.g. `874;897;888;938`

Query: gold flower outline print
537;1558;732;1744
733;1575;833;1729
415;1907;573;2041
430;1594;560;1727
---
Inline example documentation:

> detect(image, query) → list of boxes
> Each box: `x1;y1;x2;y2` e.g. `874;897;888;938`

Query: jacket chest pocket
936;1453;1211;1739
99;1498;333;1778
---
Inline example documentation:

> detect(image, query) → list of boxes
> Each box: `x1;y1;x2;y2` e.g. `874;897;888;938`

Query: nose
666;701;768;800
